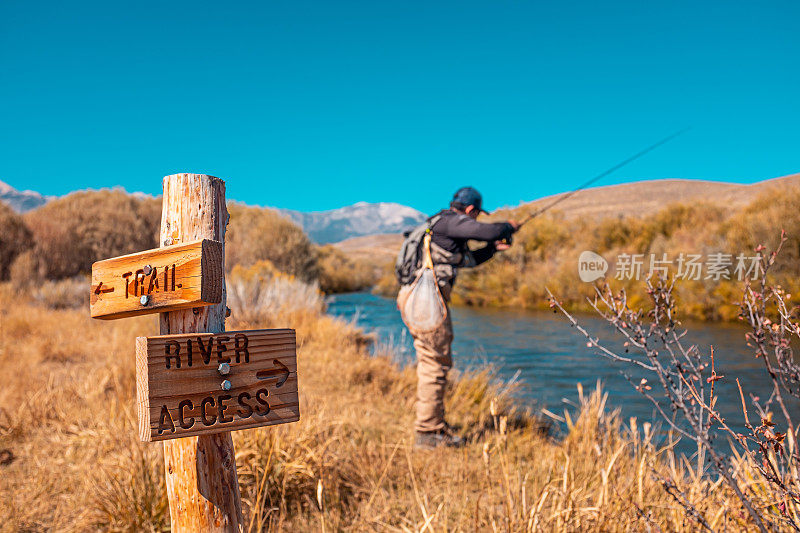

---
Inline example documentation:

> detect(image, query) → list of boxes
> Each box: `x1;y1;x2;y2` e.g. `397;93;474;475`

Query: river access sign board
90;239;223;320
91;239;300;443
136;329;300;441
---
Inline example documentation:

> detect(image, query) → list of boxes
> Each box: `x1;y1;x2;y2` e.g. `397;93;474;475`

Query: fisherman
396;187;518;449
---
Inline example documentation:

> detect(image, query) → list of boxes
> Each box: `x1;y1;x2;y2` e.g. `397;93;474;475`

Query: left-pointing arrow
94;281;115;295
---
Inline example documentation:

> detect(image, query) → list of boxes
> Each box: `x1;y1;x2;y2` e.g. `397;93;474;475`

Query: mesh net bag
402;233;447;332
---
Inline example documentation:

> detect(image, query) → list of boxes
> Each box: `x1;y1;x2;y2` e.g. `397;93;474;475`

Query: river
327;292;796;451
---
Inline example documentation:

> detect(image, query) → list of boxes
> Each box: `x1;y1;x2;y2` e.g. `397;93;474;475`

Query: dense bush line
315;245;378;293
226;203;320;282
449;186;800;321
8;184;800;318
7;190;161;284
2;192;375;294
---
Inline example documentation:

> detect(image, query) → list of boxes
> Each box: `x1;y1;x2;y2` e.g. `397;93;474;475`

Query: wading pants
397;285;454;433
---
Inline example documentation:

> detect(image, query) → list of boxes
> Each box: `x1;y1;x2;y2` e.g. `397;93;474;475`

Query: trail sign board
90;239;223;320
136;328;300;442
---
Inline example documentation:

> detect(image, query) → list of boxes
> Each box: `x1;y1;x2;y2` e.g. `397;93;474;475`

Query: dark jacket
427;209;514;298
430;209;515;265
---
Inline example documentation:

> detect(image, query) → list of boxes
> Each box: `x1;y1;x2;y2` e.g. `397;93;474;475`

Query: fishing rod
515;128;691;228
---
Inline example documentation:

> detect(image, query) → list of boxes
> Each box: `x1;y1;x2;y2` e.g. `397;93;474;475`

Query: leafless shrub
548;232;800;532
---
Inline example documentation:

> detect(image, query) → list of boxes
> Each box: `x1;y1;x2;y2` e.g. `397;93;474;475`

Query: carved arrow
94;281;115;296
256;359;290;388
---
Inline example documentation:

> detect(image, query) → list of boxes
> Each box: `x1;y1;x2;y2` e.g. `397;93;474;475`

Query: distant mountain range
5;173;798;244
0;180;50;212
0;180;427;244
280;202;427;244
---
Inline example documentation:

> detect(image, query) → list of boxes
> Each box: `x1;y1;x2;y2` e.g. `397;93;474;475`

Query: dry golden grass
0;278;777;531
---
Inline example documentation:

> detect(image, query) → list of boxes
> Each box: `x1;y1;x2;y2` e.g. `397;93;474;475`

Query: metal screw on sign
140;295;150;306
221;379;232;391
218;362;231;375
143;264;153;275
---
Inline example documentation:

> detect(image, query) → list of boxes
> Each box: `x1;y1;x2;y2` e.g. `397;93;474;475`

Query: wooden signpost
136;329;299;441
91;239;223;319
91;173;300;532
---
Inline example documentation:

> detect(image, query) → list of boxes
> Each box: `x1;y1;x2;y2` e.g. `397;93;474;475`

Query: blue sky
1;1;798;214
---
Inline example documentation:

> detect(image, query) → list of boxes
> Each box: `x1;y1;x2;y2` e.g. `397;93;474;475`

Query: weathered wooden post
158;173;241;531
91;173;300;532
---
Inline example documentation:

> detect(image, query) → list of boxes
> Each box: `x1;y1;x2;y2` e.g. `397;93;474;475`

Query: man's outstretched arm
439;214;515;242
436;214;516;266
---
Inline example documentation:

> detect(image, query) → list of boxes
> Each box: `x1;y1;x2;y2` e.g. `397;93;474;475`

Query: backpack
395;213;443;286
400;231;447;332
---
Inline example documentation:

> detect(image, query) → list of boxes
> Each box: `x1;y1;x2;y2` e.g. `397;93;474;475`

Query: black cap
451;186;489;214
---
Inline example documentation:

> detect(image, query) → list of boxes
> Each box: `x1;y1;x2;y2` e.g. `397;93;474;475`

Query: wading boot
414;427;465;450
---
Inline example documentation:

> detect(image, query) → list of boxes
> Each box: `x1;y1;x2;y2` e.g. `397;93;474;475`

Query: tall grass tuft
227;261;325;324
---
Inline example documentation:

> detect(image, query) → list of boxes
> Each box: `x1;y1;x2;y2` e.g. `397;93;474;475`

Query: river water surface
327;292;797;448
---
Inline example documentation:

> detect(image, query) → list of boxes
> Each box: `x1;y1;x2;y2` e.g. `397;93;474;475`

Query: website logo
578;251;608;282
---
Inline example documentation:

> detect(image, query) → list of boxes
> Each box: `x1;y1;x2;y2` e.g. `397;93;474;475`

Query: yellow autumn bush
452;187;800;321
226;204;319;282
16;189;161;282
0;201;32;280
